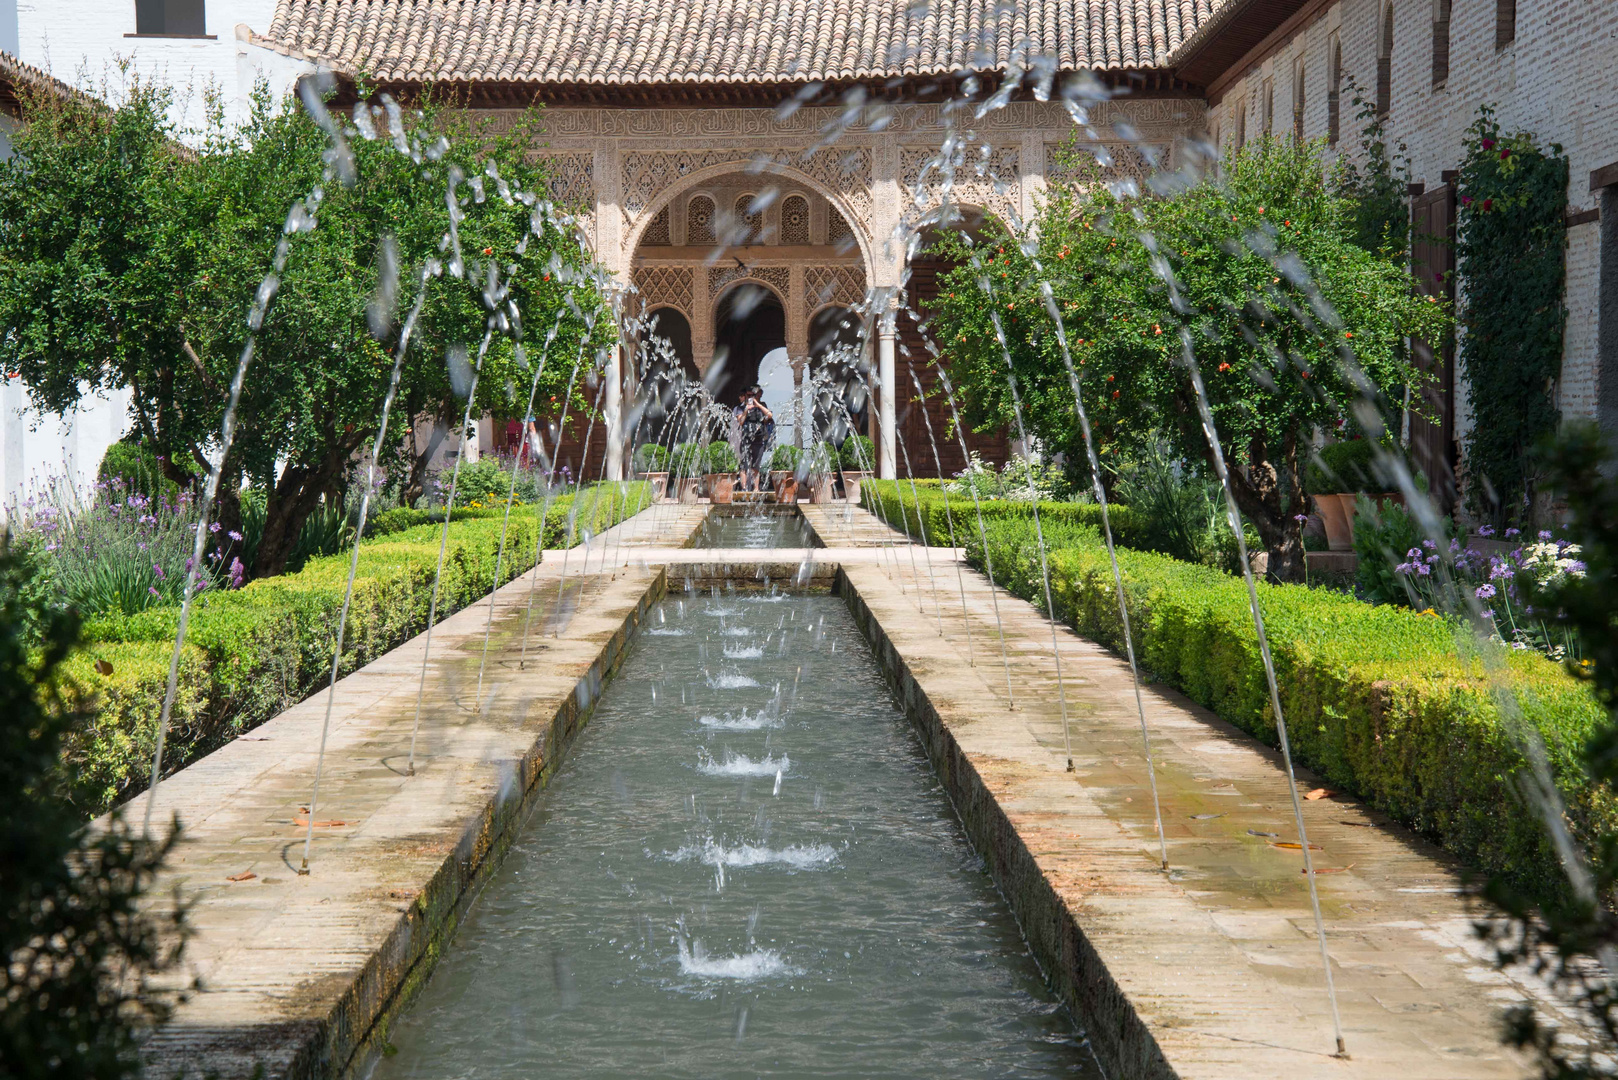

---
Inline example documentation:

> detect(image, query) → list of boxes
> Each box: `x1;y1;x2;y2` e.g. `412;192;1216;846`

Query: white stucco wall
15;0;302;134
1;377;133;515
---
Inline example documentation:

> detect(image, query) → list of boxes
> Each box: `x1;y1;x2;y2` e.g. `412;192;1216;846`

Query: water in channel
689;505;821;549
372;588;1094;1078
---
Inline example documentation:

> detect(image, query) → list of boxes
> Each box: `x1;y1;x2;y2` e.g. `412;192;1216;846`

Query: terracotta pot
677;477;702;504
841;470;868;505
808;475;834;504
707;473;735;504
640;471;669;501
1313;493;1355;551
775;476;799;503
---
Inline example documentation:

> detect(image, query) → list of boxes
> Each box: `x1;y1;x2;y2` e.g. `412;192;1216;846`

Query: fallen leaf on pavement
226;871;256;882
1305;788;1331;800
1305;865;1354;875
1268;840;1324;851
293;818;349;828
1247;829;1279;838
1189;813;1224;820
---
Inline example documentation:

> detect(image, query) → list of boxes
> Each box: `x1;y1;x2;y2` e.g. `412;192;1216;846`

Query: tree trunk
402;417;449;509
251;444;356;579
1216;430;1308;584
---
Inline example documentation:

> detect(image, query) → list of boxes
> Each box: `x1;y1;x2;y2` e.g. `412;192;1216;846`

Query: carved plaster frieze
1044;142;1154;189
621;147;871;222
804;265;867;320
709;265;791;300
632;266;694;316
900;145;1021;226
533;151;595;208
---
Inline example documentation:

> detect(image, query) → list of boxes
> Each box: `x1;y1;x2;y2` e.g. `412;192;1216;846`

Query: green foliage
702;440;738;474
1305;438;1383;494
0;76;604;579
634;443;671;472
1352;497;1434;605
862;479;1155;551
1111;440;1228;566
839;435;875;472
1455;106;1569;527
96;436;198;501
770;445;803;473
928;136;1447;581
57;484;646;813
1479;426;1618;1075
805;441;838;477
0;539;184;1077
1330;76;1412;257
446;459;514;510
941;499;1610;906
670;443;704;477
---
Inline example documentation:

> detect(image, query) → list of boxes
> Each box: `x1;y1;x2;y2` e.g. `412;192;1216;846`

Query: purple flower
1407;547;1423;560
1422;539;1436;550
228;558;245;588
1506;528;1520;538
1415;562;1431;576
1293;514;1309;523
1475;583;1497;600
1490;562;1512;581
229;530;243;542
1538;530;1553;540
209;521;222;534
1481;609;1495;619
149;586;160;596
1477;525;1495;538
1566;560;1587;574
152;563;165;580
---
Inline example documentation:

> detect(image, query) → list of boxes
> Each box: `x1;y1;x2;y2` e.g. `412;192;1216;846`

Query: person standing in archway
735;384;774;492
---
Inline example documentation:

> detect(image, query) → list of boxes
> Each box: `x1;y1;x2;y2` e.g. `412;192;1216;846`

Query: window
1377;3;1394;118
734;194;762;244
1432;0;1451;84
1262;78;1275;134
1293;60;1306;141
780;195;810;245
1327;34;1342;145
686;195;716;246
134;0;206;36
1235;98;1247;148
1496;0;1516;48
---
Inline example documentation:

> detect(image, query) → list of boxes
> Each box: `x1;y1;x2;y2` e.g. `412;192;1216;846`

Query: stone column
877;312;896;480
594;141;626;479
692;262;714;374
604;343;624;481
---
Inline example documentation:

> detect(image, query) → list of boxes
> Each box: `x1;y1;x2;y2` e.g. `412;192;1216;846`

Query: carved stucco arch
623;160;876;285
711;277;788;316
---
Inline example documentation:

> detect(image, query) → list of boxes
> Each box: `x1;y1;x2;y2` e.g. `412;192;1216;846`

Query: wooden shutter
1496;0;1516;48
1408;185;1457;511
1432;0;1450;84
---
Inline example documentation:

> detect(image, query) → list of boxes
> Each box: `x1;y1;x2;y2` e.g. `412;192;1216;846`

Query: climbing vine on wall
1455;105;1568;526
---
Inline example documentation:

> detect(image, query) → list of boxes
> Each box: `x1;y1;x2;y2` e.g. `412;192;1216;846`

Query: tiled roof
0;49;91;116
261;0;1218;87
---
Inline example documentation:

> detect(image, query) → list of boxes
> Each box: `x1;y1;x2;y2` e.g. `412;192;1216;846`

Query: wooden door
1409;185;1457;511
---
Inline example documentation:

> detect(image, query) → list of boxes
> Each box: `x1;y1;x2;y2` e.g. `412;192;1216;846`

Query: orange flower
1218;362;1231;372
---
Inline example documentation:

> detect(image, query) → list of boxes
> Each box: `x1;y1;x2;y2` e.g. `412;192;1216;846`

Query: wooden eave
328;67;1199;112
1170;0;1317;98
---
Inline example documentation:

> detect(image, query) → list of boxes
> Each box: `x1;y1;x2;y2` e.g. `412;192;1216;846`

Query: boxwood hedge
862;480;1609;903
59;483;650;814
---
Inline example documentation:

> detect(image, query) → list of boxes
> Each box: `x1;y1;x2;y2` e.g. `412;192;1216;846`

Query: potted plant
805;441;837;504
704;440;738;504
838;434;875;503
634;442;671;501
1305;439;1402;551
671;442;703;503
770;445;802;503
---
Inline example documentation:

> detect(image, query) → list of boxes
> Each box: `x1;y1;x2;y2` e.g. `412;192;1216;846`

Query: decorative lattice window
687;195;716;246
642;205;671;246
827;207;854;250
1327;35;1342;145
735;194;762;244
781;195;810;245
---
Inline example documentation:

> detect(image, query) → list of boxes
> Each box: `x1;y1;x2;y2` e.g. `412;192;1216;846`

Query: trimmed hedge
864;481;1610;903
59;483;651;814
861;478;1157;552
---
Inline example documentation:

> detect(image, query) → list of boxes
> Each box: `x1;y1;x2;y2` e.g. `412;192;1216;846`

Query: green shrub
1305;439;1382;495
634;443;671;472
953;505;1609;905
702;440;738;474
861;479;1155;550
446;458;514;509
670;442;703;477
97;435;198;500
58;483;649;814
839;435;875;472
770;445;803;473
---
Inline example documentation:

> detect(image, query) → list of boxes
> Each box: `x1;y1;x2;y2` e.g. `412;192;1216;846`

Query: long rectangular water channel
373;584;1095;1078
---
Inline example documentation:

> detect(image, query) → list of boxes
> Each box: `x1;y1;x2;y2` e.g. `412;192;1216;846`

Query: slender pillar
604;342;624;480
877;315;896;480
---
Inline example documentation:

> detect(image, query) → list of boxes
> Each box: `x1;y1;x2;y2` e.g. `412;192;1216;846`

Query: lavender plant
8;475;242;618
